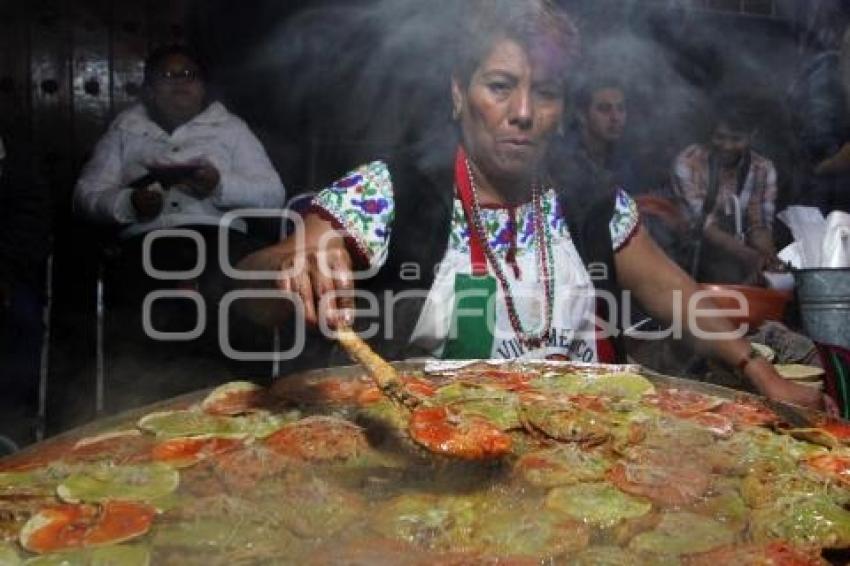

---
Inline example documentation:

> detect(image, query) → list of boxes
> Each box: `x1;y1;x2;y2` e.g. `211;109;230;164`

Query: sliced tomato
151;436;243;468
272;376;378;406
482;369;535;390
20;501;155;554
608;461;710;507
354;376;436;405
804;453;850;486
714;400;779;428
0;493;57;543
201;382;269;416
644;388;722;417
355;385;383;405
0;439;77;472
264;416;368;461
566;394;609;413
400;375;437;398
686;412;734;438
818;419;850;442
763;541;829;565
69;430;153;465
211;445;291;491
408;406;512;460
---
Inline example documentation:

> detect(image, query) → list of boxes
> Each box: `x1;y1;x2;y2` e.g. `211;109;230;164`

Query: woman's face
147;54;206;127
452;38;564;184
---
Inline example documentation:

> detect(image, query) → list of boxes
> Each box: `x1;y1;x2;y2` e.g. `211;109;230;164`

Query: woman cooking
240;0;823;410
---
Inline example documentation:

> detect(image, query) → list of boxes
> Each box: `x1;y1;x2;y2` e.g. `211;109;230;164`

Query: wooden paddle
335;327;421;411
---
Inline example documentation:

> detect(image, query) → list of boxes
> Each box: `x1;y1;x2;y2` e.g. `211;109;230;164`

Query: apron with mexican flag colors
409;148;599;362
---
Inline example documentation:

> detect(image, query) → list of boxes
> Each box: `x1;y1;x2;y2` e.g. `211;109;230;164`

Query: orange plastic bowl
698;284;792;328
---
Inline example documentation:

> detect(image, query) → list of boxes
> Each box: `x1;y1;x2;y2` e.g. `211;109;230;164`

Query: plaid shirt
671;143;777;236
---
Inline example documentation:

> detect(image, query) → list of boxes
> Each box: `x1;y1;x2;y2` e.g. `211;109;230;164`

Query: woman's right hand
275;216;354;329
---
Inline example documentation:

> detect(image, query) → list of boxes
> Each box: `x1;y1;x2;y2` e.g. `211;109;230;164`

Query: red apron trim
454;146;489;277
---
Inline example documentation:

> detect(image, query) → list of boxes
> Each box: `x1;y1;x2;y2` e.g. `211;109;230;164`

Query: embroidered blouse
312;160;640;270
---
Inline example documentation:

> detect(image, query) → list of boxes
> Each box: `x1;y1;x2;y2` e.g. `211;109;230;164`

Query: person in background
559;75;689;266
74;44;285;340
672;96;781;284
560;75;634;193
801;22;850;207
787;6;850;213
0;133;51;451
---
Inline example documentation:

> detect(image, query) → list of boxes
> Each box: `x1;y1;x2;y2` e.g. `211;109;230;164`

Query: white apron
409;190;599;362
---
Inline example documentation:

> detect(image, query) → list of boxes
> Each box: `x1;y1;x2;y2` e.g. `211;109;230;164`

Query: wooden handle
336;327;419;410
336;327;398;392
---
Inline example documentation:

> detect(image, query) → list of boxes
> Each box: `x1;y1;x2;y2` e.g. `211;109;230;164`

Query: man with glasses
73;45;285;382
75;44;284;243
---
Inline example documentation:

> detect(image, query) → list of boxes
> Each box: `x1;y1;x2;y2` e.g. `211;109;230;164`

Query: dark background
0;0;831;205
0;0;844;435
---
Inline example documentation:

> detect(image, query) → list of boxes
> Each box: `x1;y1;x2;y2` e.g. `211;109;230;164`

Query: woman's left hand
747;357;823;410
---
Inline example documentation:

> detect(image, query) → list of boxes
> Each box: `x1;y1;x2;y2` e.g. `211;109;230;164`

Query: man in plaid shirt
672;96;781;283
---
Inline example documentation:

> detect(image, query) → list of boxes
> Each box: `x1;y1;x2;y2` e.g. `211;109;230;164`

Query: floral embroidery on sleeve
610;188;640;251
310;161;394;268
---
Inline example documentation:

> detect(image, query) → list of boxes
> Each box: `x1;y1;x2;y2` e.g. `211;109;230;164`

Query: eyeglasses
156;69;199;83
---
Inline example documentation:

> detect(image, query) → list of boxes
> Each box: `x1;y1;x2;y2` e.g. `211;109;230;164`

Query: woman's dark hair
143;44;210;87
453;0;580;87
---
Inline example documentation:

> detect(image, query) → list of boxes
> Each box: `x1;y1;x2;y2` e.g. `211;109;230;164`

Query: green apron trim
442;273;497;359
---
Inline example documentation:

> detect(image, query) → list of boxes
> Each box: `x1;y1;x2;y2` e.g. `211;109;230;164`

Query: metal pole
95;264;105;415
271;326;280;379
36;254;53;442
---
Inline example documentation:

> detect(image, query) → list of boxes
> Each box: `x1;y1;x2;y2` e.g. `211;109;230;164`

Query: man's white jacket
74;101;285;238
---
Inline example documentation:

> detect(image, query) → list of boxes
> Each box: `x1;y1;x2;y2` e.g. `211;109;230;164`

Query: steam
245;0;463;169
199;0;818;193
569;2;810;191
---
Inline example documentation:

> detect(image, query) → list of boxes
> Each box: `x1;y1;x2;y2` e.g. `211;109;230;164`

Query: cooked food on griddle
0;361;848;563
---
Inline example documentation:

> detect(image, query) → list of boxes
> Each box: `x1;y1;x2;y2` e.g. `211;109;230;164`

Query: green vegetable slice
716;427;826;475
23;545;149;566
373;493;478;551
469;505;589;558
517;445;611;487
137;410;246;438
0;465;74;495
546;482;651;527
0;541;21;565
580;372;655;400
629;512;735;556
57;463;178;504
750;494;850;548
137;410;288;439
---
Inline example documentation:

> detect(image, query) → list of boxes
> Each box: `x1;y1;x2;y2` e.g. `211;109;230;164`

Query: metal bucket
794;268;850;349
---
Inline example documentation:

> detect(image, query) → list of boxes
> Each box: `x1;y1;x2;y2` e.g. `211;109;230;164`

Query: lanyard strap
454;146;488;276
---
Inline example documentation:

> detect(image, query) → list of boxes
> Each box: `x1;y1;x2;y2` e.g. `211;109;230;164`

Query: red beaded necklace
460;156;555;349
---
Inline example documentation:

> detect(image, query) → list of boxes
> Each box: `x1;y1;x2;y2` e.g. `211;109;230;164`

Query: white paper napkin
778;206;826;268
